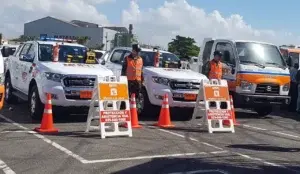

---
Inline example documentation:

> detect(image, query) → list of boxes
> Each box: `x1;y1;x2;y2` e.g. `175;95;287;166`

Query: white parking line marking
272;131;299;138
0;114;88;164
0;158;16;174
234;152;283;167
147;124;297;171
152;126;224;150
242;124;267;131
169;169;229;174
1;130;30;133
84;152;207;163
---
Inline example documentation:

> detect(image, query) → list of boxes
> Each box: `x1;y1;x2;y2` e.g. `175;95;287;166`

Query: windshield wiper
240;60;265;68
264;62;285;69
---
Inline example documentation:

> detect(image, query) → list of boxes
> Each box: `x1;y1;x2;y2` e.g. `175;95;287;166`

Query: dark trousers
289;81;298;111
128;80;142;99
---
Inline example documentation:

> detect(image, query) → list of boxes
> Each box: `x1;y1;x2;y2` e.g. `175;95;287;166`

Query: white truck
101;47;208;116
5;38;114;119
197;38;290;116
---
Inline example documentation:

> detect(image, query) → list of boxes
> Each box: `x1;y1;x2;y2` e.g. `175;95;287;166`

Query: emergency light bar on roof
39;36;77;43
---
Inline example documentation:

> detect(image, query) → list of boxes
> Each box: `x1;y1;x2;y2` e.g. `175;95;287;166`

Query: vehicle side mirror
21;54;34;62
101;60;105;65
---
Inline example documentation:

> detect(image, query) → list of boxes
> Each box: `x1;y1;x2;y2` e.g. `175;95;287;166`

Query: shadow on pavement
107;156;300;174
228;144;300;153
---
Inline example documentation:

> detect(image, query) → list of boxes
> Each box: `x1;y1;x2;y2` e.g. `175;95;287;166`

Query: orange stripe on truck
237;72;290;86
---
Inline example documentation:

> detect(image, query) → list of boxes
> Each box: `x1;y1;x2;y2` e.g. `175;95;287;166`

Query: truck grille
255;83;280;94
63;76;96;87
169;81;200;90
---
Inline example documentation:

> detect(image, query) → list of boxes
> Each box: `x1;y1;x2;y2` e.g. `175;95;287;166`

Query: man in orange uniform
121;44;144;100
208;51;223;79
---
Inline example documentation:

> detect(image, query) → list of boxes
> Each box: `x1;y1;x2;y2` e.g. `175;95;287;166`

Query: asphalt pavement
1;102;300;174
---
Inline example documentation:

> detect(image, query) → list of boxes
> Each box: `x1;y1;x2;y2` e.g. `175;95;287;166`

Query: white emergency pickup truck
5;38;113;119
101;47;208;116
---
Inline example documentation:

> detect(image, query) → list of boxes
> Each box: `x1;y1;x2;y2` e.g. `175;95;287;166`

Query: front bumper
147;88;201;108
39;81;93;107
234;93;290;108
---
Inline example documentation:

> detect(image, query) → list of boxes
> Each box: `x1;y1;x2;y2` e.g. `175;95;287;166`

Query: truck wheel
254;106;272;117
29;85;44;120
139;89;159;118
4;75;18;104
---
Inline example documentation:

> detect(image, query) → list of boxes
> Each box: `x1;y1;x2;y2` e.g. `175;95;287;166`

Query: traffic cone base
34;127;58;133
153;123;174;128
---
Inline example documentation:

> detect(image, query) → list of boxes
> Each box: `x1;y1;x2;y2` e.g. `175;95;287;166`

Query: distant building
24;16;128;50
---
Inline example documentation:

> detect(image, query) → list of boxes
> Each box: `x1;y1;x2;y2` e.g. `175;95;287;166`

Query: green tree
90;43;105;50
168;35;200;59
77;36;89;45
10;35;34;42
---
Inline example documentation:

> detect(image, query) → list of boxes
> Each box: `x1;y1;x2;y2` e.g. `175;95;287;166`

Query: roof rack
39;36;77;43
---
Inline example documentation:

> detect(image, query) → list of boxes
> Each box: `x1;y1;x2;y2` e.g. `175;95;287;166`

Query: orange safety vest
208;60;222;79
126;56;143;81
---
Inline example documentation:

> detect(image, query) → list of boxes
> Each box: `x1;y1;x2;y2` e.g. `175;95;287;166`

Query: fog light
45;93;58;100
285;99;289;104
245;97;250;102
154;95;163;100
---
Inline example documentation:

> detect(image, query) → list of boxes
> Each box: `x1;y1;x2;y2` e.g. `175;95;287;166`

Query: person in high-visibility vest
208;51;223;79
121;44;144;101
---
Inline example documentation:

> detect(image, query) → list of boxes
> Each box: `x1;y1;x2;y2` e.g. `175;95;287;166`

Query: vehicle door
18;43;36;94
14;44;31;90
213;40;237;91
201;40;214;75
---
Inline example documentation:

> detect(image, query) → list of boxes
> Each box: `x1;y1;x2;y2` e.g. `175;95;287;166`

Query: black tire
4;75;18;104
254;106;272;117
28;85;44;120
139;89;159;118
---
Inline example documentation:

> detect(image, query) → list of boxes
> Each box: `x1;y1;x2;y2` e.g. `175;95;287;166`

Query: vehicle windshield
236;42;286;67
39;44;97;64
140;51;180;68
289;52;299;66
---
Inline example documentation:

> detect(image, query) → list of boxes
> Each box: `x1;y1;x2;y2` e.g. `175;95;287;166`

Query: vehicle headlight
240;80;253;90
0;74;4;85
282;83;290;91
44;72;64;82
152;76;170;86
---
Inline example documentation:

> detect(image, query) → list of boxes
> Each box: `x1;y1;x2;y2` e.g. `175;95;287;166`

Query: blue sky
1;0;299;46
97;0;298;34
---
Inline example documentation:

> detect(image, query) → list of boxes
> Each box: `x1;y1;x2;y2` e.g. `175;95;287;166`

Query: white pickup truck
101;47;208;116
5;38;113;119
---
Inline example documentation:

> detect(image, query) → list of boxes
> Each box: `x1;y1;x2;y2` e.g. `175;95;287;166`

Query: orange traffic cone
154;94;174;128
34;93;58;133
130;93;142;128
223;95;240;126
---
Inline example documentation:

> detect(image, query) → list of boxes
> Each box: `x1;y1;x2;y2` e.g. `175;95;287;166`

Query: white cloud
0;0;111;38
121;0;300;48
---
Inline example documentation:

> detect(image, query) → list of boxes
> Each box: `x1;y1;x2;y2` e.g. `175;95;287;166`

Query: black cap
132;44;141;52
213;51;223;56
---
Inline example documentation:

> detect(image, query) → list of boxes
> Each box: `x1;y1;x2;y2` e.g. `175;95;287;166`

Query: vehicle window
236;42;286;67
19;44;31;56
110;50;124;64
26;44;35;60
95;52;103;59
203;40;214;63
14;45;23;56
215;42;235;65
38;44;93;64
139;51;155;66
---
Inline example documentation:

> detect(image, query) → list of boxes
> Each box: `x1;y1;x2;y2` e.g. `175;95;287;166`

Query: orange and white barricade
85;75;132;139
192;79;234;133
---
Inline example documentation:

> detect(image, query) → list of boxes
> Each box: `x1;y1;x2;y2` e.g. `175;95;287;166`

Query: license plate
80;91;92;99
184;93;197;101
